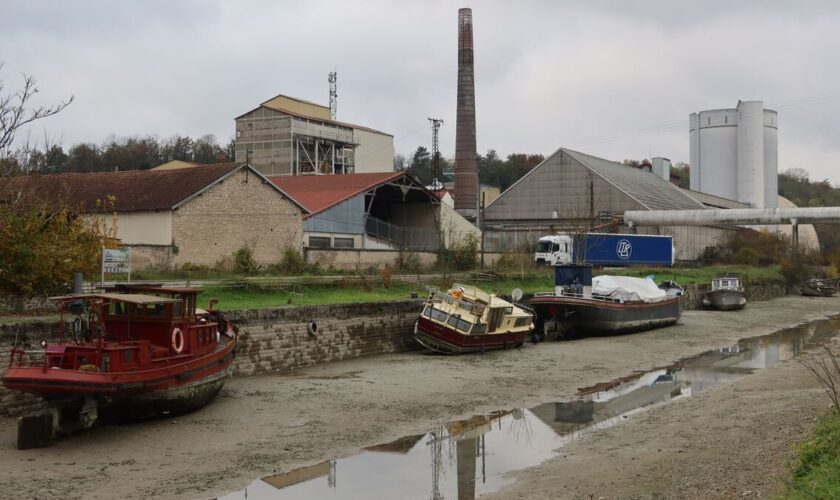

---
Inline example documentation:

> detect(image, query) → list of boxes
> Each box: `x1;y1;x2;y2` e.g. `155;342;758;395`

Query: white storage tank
689;109;739;201
689;101;778;208
763;110;779;209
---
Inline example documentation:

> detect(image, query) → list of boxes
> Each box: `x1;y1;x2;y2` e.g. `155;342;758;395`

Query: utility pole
428;117;444;187
480;191;486;269
328;71;338;120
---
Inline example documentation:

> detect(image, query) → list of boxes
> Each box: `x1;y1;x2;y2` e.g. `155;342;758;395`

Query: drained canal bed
222;315;840;499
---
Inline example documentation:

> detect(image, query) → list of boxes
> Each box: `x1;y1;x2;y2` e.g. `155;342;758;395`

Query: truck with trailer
534;233;675;267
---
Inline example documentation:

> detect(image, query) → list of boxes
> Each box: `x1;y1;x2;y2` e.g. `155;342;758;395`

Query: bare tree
0;63;73;169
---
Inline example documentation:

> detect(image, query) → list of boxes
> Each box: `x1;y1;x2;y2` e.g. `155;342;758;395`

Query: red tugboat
3;286;237;448
414;284;534;354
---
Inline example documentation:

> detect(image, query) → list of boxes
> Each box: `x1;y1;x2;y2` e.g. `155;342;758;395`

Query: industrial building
271;172;480;268
689;101;778;209
235;94;394;177
483;148;737;261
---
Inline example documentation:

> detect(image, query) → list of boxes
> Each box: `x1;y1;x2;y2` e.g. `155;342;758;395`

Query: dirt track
1;295;837;499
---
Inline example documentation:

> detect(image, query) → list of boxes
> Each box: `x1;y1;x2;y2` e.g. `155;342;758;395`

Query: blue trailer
573;233;674;266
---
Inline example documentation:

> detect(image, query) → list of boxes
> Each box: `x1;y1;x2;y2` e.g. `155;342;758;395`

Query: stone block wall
171;168;304;267
227;300;422;377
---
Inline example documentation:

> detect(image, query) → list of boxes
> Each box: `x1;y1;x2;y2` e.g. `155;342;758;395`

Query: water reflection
222;317;840;499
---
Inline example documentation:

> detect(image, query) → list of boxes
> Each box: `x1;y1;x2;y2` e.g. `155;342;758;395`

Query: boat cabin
711;275;743;292
422;284;533;335
26;288;225;374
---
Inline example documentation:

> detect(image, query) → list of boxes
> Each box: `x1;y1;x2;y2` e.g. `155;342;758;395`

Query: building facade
235;94;394;177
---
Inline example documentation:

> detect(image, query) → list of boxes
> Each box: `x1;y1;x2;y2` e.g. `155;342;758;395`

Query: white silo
737;101;765;207
763;110;779;209
689;101;778;208
689;109;739;201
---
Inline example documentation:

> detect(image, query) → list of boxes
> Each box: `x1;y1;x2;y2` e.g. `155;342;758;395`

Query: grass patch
607;265;783;285
192;266;786;310
785;412;840;499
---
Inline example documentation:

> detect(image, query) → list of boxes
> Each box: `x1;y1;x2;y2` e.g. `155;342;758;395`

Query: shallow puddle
222;315;840;499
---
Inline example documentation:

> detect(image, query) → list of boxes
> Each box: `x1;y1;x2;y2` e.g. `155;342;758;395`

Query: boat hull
414;317;526;354
801;285;836;297
2;337;236;421
529;296;682;340
703;290;747;310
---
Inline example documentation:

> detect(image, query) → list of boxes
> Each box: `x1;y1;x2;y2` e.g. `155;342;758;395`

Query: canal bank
0;294;837;499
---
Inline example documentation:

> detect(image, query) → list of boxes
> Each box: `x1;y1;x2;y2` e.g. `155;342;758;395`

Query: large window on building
308;236;331;248
333;237;355;249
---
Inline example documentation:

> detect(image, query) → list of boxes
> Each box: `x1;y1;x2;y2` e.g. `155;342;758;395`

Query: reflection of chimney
454;7;478;220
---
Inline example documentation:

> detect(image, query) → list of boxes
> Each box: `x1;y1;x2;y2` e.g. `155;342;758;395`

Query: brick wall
171;168;304;267
0;300;423;418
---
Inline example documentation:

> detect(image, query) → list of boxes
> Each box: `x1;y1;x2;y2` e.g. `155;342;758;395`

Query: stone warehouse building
8;163;305;269
235;94;394;176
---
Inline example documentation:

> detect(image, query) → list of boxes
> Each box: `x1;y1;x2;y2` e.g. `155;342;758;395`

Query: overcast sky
2;0;839;182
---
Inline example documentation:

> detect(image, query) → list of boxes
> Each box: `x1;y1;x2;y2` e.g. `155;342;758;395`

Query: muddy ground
1;295;838;499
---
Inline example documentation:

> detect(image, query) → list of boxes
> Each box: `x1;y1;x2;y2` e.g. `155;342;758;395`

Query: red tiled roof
5;163;243;213
270;172;404;216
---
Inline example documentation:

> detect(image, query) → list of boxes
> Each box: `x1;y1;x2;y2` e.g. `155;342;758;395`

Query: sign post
101;247;131;289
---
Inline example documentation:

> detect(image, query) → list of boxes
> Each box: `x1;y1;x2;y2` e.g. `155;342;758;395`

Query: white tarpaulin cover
591;275;668;303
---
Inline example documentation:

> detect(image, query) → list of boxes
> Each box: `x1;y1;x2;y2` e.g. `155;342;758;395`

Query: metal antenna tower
428;117;444;187
328;71;338;120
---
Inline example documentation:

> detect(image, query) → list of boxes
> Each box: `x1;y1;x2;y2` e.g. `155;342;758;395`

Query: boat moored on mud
703;275;747;310
414;284;534;354
529;265;682;340
801;278;838;297
2;286;237;448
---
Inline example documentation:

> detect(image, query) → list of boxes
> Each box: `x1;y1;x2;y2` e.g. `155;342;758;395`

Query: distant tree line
4;134;235;175
395;146;544;191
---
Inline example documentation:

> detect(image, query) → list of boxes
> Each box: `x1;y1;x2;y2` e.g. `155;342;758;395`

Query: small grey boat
703;275;747;311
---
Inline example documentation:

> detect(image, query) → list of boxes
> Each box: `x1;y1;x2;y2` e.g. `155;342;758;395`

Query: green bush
733;247;760;266
233;246;258;275
273;246;305;275
787;413;840;498
450;233;480;270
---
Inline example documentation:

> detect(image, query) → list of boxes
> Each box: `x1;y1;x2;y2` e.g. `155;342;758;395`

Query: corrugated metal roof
270;172;404;216
680;188;750;209
7;163;241;212
562;148;705;211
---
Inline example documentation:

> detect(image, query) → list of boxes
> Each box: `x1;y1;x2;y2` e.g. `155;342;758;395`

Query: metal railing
365;216;441;251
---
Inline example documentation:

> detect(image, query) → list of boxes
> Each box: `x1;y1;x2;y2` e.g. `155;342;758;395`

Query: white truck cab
534;234;574;266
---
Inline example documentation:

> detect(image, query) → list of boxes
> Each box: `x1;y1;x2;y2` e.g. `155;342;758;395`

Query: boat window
471;303;485;316
428;307;448;322
447;314;460;328
458;301;474;313
108;302;126;316
423;306;432;318
514;317;531;327
505;307;513;315
472;323;487;334
456;318;472;332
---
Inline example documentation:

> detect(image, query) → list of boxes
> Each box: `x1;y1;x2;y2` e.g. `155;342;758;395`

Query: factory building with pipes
234;94;394;177
689;100;778;209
